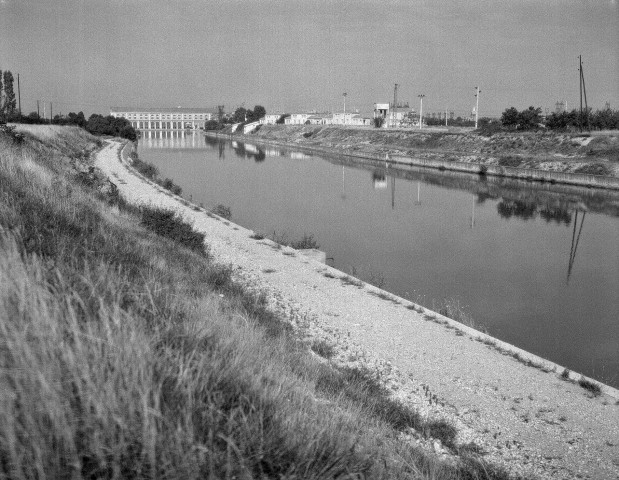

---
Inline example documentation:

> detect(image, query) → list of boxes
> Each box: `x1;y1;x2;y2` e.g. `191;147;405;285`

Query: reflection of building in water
372;170;387;189
140;130;206;149
111;107;217;131
289;151;311;160
264;148;283;157
244;143;259;154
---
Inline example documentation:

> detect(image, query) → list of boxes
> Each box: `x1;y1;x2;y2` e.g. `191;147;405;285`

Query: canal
138;132;619;388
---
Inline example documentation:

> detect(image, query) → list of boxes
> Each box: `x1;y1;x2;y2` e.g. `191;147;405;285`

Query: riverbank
108;138;619;478
213;125;619;190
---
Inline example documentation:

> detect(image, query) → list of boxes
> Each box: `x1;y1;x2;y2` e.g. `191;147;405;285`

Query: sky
1;0;617;118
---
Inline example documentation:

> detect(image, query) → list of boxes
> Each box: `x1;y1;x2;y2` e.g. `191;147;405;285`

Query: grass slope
0;125;521;479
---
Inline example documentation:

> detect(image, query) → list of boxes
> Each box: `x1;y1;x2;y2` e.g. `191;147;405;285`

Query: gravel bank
97;140;619;479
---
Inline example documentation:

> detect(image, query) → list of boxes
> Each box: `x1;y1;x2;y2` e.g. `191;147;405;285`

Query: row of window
116;113;209;120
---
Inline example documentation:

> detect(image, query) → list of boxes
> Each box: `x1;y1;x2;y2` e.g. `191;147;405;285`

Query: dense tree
500;107;519;128
86;114;137;141
1;71;16;118
248;105;266;122
517;106;542;130
232;107;247;123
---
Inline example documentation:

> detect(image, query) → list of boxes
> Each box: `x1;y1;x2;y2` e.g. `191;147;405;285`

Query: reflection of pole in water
567;210;586;283
471;197;475;228
414;181;421;206
391;176;396;209
341;165;346;200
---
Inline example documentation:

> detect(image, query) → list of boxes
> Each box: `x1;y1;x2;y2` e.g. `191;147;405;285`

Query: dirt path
96;140;619;479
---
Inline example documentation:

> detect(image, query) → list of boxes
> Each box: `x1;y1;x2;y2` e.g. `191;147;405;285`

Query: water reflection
140;135;619;387
139;130;206;149
372;170;387;189
567;210;586;284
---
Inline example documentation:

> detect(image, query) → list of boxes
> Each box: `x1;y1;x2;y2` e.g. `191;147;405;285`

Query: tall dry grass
0;128;519;479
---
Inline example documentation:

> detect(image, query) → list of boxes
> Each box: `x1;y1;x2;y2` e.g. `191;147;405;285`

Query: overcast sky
1;0;617;117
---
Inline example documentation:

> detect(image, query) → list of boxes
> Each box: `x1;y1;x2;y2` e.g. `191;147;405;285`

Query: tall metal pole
343;92;347;114
579;55;583;132
474;86;481;129
392;84;398;128
17;73;21;117
580;59;589;131
418;94;425;129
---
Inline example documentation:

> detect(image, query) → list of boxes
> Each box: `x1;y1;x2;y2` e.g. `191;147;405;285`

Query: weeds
140;205;208;256
578;377;602;397
211;203;232;220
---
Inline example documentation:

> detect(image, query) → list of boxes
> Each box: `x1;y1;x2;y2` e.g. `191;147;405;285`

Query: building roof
110;107;218;114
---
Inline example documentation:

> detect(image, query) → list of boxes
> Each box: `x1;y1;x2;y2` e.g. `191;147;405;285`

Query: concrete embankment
210;125;619;190
105;139;619;479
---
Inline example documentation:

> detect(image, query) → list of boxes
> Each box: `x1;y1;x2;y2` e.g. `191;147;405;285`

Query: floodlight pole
418;94;425;129
474;86;481;129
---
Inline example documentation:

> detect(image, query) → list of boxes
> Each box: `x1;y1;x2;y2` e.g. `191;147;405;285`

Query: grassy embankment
1;125;524;479
237;125;619;177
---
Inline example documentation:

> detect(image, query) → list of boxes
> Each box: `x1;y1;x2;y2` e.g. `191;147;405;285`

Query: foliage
248;104;266;122
276;114;290;124
86;114;137;141
140;206;207;256
204;119;223;130
373;117;384;128
500;107;519;128
546;108;619;131
211;204;232;220
1;70;16;119
51;111;88;128
233;107;247;123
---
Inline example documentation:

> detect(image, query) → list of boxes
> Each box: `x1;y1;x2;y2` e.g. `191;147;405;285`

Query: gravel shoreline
97;140;619;479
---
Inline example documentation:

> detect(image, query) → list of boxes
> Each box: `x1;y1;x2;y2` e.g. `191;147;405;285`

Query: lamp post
418;95;425;129
474;86;481;129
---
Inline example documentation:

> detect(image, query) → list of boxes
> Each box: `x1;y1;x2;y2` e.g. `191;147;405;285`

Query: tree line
500;105;619;131
205;104;266;130
1;69;137;141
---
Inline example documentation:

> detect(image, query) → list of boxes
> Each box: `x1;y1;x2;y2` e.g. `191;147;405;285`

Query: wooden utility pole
37;100;40;118
17;73;21;116
579;55;589;131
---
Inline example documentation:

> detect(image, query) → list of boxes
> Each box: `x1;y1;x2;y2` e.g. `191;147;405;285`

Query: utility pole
579;55;589;131
417;94;425;129
474;86;481;129
445;108;448;127
43;101;46;123
392;84;398;128
37;100;40;118
343;92;347;114
50;102;52;123
17;73;21;117
579;55;583;132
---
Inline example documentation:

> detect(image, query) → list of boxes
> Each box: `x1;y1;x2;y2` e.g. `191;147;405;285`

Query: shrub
132;157;159;180
211;204;232;220
289;233;319;250
498;156;522;167
573;163;611;176
140;206;207;256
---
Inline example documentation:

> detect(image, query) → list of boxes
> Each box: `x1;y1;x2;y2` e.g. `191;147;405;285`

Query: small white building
285;113;312;125
373;103;415;128
262;113;284;125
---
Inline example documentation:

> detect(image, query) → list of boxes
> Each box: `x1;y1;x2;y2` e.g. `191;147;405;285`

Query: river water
138;132;619;388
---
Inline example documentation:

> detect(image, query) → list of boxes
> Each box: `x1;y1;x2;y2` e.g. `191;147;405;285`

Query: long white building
110;107;217;130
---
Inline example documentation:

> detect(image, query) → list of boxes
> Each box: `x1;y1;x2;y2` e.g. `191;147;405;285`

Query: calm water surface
138;132;619;388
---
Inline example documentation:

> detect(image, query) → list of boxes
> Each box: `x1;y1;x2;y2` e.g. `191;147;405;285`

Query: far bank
208;125;619;190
